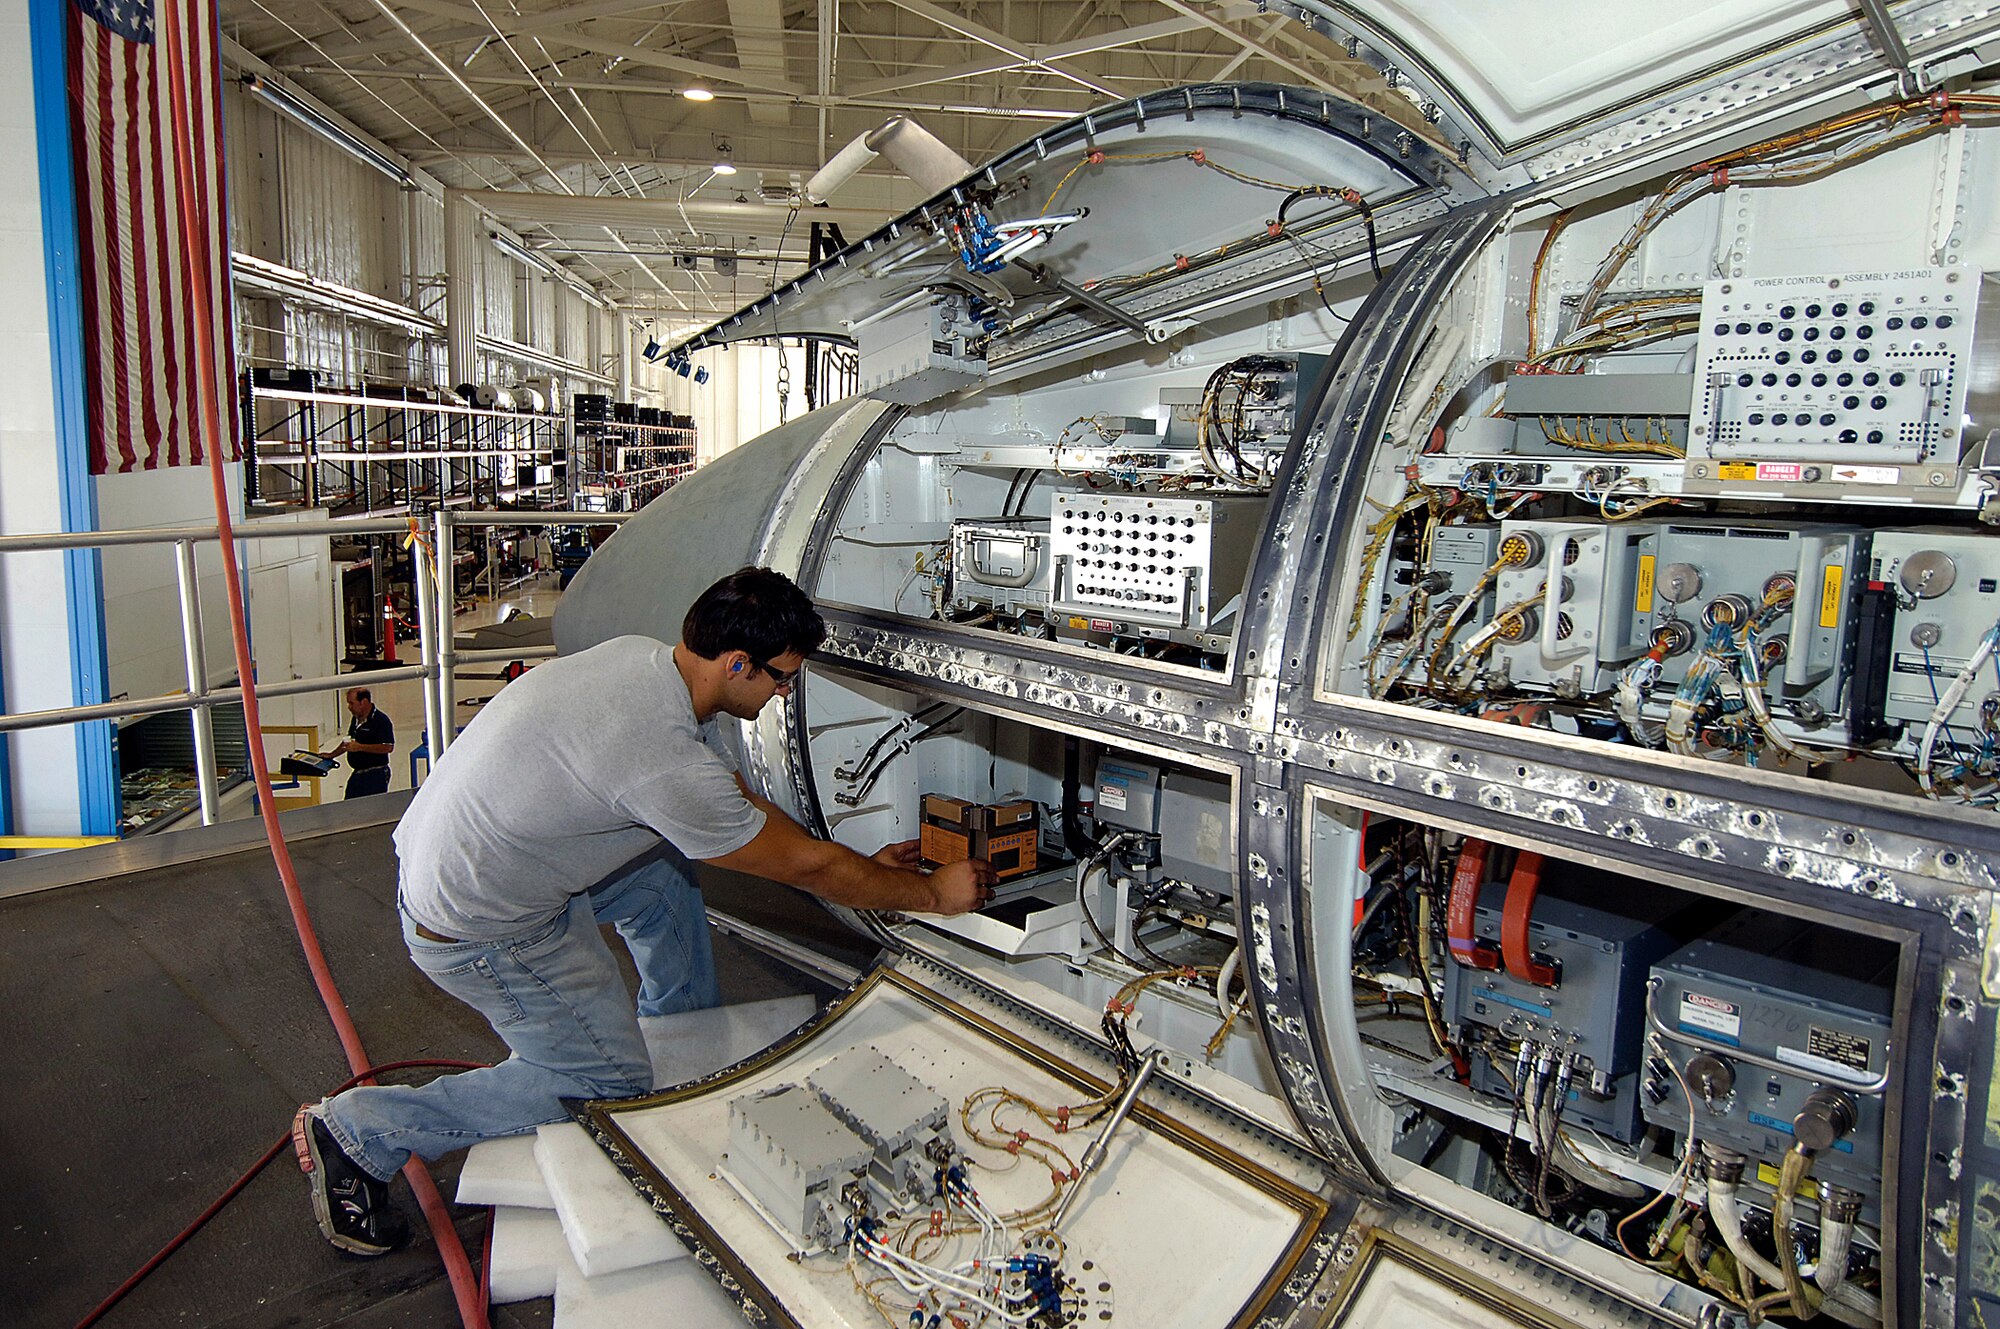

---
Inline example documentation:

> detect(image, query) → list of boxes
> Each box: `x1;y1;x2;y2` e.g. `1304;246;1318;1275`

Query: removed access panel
570;962;1338;1329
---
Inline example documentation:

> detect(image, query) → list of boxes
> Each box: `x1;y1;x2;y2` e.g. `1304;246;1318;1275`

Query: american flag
69;0;239;475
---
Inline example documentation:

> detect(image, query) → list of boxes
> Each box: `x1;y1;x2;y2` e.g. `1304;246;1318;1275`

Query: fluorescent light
240;74;413;186
488;231;609;310
682;86;715;102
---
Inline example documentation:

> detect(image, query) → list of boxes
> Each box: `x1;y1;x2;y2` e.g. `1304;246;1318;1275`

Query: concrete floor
0;817;876;1329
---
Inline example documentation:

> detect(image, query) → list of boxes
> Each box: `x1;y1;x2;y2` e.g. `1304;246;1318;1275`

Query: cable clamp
1710;166;1729;189
1266;219;1284;238
1187;148;1206;164
1086;150;1106;165
1173;253;1190;271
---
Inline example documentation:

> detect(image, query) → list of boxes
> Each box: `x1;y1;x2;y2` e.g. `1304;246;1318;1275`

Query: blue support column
30;1;120;838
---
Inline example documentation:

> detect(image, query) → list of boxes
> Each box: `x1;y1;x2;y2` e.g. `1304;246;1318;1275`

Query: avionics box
918;795;1040;881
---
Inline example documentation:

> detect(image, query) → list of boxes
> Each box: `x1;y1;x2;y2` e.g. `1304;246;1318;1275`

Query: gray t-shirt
395;635;766;940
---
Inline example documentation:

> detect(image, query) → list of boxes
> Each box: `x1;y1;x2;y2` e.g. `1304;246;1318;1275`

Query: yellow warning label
1635;554;1656;615
1068;617;1091;631
1756;1161;1820;1200
1717;462;1758;481
1819;565;1845;629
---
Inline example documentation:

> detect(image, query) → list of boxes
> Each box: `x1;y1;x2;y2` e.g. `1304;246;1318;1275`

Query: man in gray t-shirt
292;567;996;1257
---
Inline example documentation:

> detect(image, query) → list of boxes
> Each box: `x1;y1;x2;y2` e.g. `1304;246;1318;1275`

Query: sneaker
291;1103;408;1256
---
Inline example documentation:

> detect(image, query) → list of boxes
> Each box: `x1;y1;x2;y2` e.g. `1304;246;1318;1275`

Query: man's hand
330;741;351;757
923;859;998;917
872;839;922;871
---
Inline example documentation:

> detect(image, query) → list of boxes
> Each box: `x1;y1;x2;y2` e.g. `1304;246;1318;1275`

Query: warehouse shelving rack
239;372;566;515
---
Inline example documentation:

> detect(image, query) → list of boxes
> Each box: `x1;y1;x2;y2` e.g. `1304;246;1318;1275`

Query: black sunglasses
753;659;804;688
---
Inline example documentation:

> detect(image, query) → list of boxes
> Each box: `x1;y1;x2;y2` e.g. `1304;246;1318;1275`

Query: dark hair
682;567;825;663
350;688;372;702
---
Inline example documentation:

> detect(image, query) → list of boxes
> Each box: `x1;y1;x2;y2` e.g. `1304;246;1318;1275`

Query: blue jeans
320;851;720;1180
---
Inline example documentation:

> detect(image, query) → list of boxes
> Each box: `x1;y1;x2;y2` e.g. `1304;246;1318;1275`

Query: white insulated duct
806;115;972;203
443;188;480;389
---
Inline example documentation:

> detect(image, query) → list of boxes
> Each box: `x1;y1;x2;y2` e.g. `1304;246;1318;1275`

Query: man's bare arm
709;777;991;914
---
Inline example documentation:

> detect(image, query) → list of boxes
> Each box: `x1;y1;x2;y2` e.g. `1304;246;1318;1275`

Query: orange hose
156;6;485;1324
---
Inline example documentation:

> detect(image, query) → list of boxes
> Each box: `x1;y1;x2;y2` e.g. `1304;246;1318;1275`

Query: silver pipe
252;665;432;701
0;519;409;553
454;645;558;665
0;514;626;555
434;508;458;757
1645;978;1890;1094
0;665;433;736
174;542;220;826
260;449;558;463
448;511;632;528
702;906;863;987
413;531;445;763
1049;1048;1165;1227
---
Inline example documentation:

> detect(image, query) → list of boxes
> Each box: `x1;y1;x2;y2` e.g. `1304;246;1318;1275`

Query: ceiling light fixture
682;86;715;102
240;74;414;186
488;231;609;310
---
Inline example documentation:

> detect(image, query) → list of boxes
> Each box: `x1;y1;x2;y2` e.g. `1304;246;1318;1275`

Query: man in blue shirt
335;688;395;799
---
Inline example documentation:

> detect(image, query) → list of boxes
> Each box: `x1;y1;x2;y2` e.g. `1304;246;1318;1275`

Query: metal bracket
1853;0;1921;96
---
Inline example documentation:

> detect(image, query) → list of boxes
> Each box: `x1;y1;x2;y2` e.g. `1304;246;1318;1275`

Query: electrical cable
158;8;486;1323
74;1059;489;1329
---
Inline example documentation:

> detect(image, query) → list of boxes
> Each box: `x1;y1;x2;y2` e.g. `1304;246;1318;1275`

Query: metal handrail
0;509;630;832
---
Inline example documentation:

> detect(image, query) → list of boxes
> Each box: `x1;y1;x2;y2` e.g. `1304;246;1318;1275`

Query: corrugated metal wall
223;83;589;397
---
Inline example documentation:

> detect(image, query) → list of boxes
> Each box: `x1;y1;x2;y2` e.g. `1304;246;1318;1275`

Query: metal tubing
453;645;558;665
412;533;445;761
434;508;458;756
0;665;433;736
173;542;220;825
1049;1048;1164;1226
1644;977;1890;1094
702;906;863;987
449;511;631;528
0;511;625;554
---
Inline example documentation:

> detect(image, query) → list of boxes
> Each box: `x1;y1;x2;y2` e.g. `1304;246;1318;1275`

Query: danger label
1756;462;1804;482
1679;992;1742;1044
1806;1025;1873;1073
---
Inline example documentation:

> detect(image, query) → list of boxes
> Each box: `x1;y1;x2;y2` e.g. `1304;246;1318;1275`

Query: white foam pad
457;1134;554;1209
536;1121;689;1276
487;1205;568;1304
639;993;820;1089
554;1247;745;1329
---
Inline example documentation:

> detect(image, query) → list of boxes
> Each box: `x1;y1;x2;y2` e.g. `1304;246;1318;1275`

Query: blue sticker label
1747;1111;1853;1152
1679;1021;1741;1046
1482;990;1554;1017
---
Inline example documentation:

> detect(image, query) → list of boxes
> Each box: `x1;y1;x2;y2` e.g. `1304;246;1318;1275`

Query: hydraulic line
74;1060;488;1329
158;5;484;1323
